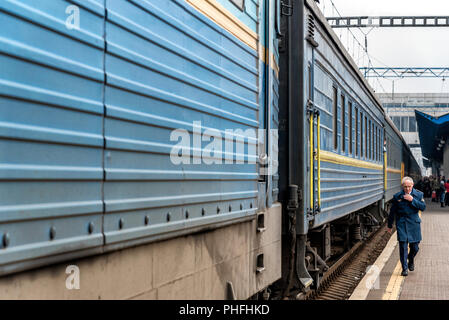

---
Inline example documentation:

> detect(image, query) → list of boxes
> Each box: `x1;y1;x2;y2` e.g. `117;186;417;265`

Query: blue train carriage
401;138;421;187
383;115;422;208
384;116;404;201
0;0;282;299
281;0;399;291
305;0;386;226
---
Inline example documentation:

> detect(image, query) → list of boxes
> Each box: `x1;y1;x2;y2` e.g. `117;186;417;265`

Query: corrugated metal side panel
313;161;383;227
258;0;278;208
102;0;260;248
271;69;279;204
385;123;402;201
257;0;266;211
215;0;258;32
386;171;402;201
312;62;384;226
0;0;105;273
270;0;279;205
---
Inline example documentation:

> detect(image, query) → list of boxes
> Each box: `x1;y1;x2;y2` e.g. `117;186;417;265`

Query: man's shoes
408;257;415;271
401;270;408;276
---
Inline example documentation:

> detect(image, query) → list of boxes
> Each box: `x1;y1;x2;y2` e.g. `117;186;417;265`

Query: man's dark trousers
399;241;419;271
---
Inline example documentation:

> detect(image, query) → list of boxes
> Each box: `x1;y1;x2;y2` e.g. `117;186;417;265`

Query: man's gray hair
402;176;414;185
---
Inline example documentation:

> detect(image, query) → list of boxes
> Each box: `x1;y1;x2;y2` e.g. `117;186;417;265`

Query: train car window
372;122;377;160
388;138;391;166
360;111;363;157
378;128;381;162
376;128;379;162
364;116;368;159
377;126;380;162
378;127;381;162
308;65;312;100
230;0;245;11
371;122;374;160
355;107;358;156
374;126;377;161
367;120;370;159
368;120;371;160
333;87;338;150
379;129;384;161
386;137;389;166
349;102;353;155
388;139;393;167
372;122;374;160
341;94;345;153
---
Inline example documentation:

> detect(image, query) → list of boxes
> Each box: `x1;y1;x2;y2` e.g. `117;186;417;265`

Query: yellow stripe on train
320;150;383;170
187;0;279;78
185;0;258;51
387;168;402;174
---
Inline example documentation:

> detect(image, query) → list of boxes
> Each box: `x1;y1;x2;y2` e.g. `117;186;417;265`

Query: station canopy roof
415;110;449;161
422;157;432;168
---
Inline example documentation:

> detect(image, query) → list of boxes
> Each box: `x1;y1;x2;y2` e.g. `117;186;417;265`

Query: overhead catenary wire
319;0;389;94
322;0;375;70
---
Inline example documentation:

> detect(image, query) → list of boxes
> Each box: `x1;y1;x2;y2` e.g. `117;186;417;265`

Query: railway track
301;223;392;300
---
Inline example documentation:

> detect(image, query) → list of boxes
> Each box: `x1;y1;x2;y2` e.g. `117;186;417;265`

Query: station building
378;93;449;176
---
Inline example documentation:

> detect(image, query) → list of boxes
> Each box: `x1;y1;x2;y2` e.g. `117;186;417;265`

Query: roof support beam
327;16;449;28
360;67;449;78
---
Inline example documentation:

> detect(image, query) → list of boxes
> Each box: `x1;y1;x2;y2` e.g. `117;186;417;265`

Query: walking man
387;176;426;276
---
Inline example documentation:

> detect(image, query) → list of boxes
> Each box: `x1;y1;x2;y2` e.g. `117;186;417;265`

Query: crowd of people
415;175;449;207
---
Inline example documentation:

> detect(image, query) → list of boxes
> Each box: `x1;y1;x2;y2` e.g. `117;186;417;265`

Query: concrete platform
350;200;449;300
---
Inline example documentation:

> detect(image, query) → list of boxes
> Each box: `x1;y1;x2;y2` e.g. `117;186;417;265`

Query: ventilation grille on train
308;14;315;39
306;14;319;47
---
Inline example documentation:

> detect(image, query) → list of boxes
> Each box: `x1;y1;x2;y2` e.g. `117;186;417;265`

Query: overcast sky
317;0;449;94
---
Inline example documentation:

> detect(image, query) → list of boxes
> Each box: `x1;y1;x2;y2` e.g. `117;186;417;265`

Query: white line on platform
349;230;398;300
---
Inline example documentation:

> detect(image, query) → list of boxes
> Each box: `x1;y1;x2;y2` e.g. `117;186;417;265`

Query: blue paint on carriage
0;0;275;273
311;62;384;225
103;0;262;248
0;0;105;273
386;171;402;201
313;160;383;227
313;61;384;159
304;1;420;232
259;0;280;207
271;67;280;203
384;120;404;201
213;0;259;32
146;0;258;69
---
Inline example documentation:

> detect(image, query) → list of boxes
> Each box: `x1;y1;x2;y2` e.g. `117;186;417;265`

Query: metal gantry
360;67;449;78
327;16;449;28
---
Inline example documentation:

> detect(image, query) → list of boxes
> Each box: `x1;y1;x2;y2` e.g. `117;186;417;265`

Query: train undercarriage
252;200;390;300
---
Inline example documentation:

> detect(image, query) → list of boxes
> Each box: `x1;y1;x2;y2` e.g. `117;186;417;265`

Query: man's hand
387;227;393;234
404;194;413;202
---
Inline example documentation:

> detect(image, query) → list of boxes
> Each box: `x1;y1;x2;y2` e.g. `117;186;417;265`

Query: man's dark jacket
388;188;426;242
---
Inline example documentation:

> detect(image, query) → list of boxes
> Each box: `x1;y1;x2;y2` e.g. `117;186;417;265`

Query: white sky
317;0;449;94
